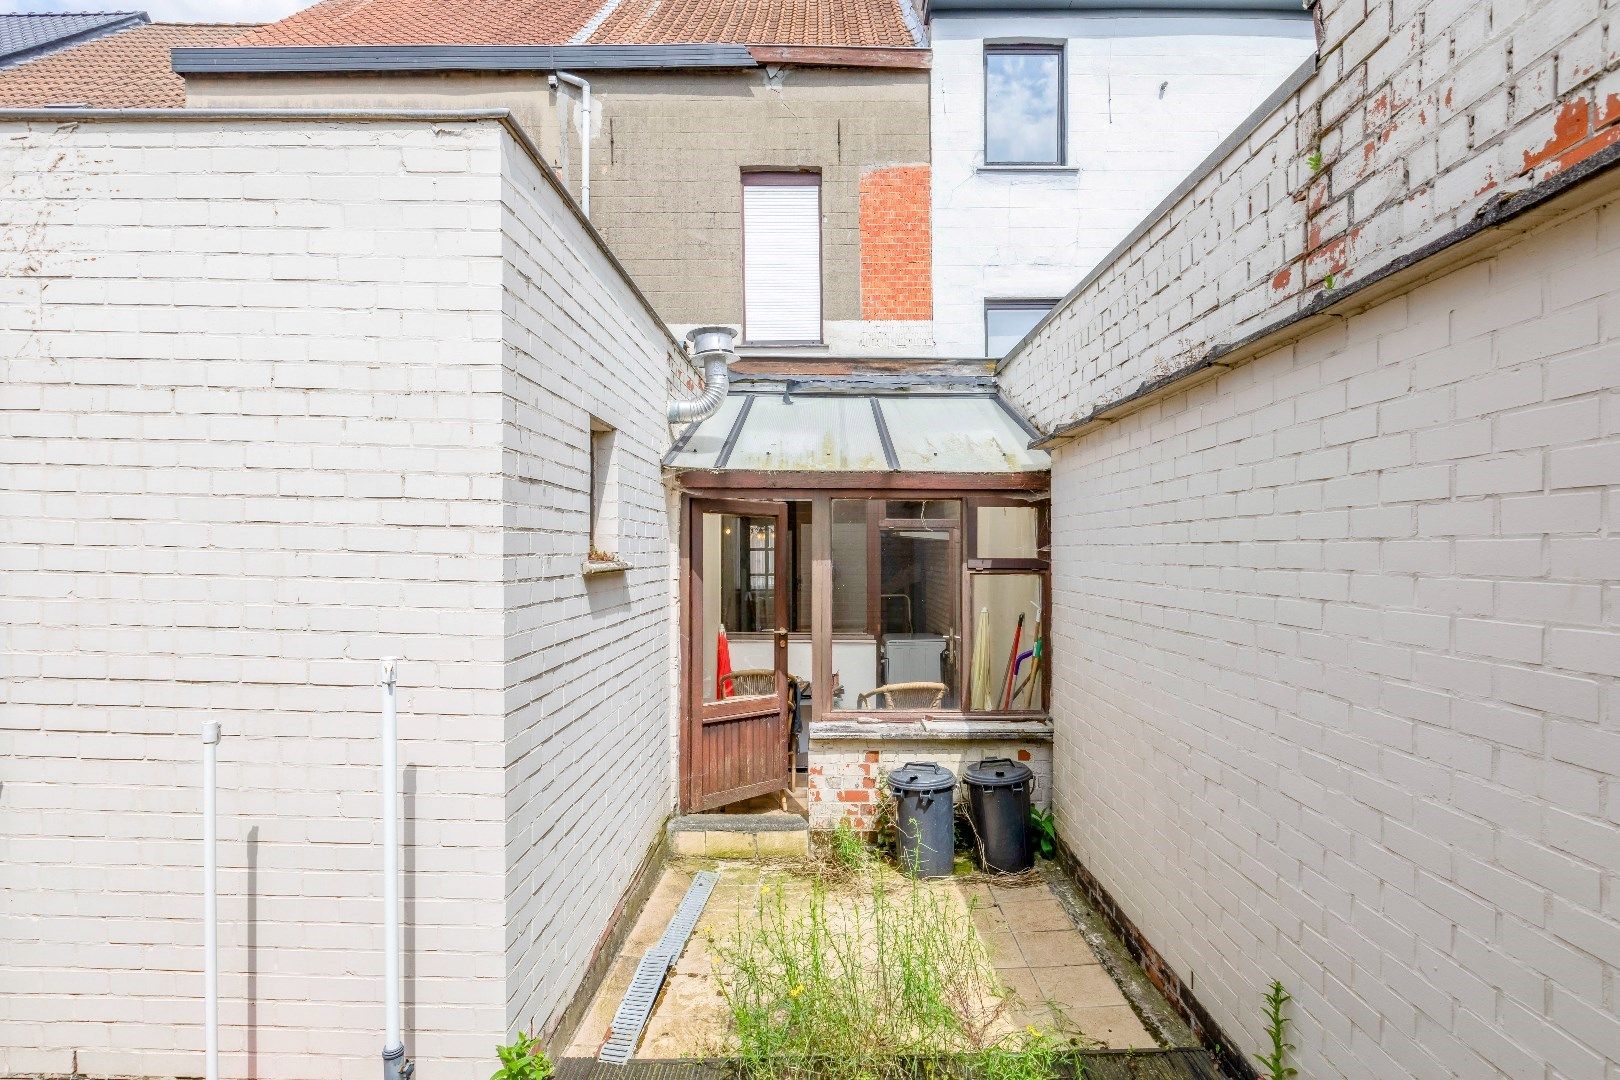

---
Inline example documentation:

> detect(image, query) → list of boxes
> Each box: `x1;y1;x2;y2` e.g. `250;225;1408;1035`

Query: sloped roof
0;22;245;107
0;11;145;67
226;0;921;48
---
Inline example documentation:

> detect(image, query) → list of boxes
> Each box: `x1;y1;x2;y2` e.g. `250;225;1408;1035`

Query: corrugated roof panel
726;394;889;471
878;396;1048;472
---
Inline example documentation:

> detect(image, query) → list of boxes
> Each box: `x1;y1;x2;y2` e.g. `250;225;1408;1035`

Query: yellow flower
789;984;805;998
1025;1026;1040;1038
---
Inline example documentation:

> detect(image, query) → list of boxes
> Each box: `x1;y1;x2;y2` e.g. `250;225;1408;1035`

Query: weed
1306;149;1323;173
1321;273;1336;291
1028;808;1057;860
827;820;869;872
711;876;1065;1079
1255;981;1297;1080
492;1031;554;1080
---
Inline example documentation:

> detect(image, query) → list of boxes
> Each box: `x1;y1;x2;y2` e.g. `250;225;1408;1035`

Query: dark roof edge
1029;138;1620;450
171;43;760;74
0;11;148;70
0;106;686;361
930;0;1304;10
996;51;1317;376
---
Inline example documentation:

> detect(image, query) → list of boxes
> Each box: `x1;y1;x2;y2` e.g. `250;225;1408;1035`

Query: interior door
683;498;792;812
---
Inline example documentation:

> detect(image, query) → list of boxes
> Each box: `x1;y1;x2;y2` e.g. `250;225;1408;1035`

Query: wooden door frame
679;496;792;812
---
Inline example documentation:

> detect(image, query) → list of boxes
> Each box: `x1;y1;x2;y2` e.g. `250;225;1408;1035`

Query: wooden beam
674;470;1049;492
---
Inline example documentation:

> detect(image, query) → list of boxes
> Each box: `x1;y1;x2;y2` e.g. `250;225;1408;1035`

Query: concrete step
668;812;809;859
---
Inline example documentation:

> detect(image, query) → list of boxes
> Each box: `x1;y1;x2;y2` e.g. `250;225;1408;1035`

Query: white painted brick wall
1001;0;1620;432
1036;194;1620;1077
930;11;1316;357
0;116;687;1080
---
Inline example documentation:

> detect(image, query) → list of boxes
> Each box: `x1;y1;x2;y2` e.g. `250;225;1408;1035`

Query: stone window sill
583;558;630;576
976;163;1080;175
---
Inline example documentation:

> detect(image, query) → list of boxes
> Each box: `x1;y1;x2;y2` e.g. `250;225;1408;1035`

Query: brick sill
810;718;1052;741
582;558;630;576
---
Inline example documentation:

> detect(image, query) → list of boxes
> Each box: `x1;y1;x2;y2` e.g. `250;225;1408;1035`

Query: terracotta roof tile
223;0;920;49
227;0;604;47
588;0;916;46
0;23;247;108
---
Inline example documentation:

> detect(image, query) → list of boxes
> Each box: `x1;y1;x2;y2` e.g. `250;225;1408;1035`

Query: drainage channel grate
598;870;718;1065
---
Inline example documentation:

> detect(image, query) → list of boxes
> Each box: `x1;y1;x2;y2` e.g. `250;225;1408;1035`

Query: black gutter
1031;137;1620;449
171;43;759;75
0;12;147;70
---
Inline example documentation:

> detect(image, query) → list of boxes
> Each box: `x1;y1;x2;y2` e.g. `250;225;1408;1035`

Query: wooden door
682;498;792;812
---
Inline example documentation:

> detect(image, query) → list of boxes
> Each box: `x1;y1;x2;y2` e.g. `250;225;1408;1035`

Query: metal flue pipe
379;659;413;1080
667;325;739;424
202;721;221;1080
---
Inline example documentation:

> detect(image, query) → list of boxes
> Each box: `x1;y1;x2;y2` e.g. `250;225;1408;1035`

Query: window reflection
985;46;1064;165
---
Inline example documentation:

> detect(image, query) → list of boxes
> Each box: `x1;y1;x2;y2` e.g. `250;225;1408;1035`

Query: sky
0;0;314;19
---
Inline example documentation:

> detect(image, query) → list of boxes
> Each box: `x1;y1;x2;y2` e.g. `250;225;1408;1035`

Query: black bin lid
888;761;956;794
964;757;1033;790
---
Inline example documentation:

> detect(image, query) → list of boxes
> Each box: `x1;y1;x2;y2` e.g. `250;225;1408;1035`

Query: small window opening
588;417;620;563
985;299;1058;357
984;43;1065;166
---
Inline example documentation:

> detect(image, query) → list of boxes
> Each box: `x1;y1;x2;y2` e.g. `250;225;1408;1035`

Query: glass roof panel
664;392;1048;473
726;394;889;472
664;392;747;470
878;396;1048;472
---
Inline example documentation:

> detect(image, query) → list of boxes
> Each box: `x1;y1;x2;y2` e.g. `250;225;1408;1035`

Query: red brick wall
858;164;932;321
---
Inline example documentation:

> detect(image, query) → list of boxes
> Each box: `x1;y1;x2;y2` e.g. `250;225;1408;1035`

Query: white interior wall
929;11;1316;357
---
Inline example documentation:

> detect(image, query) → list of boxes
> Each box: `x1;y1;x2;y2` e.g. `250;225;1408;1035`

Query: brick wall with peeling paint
1000;0;1620;430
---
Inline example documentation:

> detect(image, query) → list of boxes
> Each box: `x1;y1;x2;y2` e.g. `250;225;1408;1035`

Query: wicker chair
721;669;807;697
856;681;947;709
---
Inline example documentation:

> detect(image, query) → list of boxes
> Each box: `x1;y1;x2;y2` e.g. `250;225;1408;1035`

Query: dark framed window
985;299;1058;358
984;43;1065;166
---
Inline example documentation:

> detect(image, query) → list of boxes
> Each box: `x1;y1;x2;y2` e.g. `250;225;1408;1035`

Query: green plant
826;820;869;872
1306;149;1323;173
1321;273;1336;291
492;1031;554;1080
1028;808;1057;860
1255;981;1297;1080
711;876;1063;1080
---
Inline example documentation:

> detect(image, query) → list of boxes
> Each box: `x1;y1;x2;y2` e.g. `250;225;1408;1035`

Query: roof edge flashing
929;0;1304;11
171;43;761;74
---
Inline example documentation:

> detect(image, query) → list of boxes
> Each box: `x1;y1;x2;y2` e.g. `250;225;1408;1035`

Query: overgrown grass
710;875;1078;1080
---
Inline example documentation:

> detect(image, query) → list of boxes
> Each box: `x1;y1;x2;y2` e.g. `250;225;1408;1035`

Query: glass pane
976;505;1038;559
701;510;778;704
884;499;960;522
985;302;1054;358
969;574;1044;711
725;395;888;472
830;500;875;710
985;48;1062;164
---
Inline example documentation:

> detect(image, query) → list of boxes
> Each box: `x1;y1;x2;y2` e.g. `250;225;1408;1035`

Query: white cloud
0;0;314;22
986;53;1062;165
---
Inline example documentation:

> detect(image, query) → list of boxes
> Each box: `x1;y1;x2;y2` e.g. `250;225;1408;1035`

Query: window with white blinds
742;173;822;344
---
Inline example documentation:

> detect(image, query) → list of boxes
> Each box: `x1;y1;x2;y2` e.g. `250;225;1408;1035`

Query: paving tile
1061;1004;1156;1050
1032;965;1128;1012
980;928;1025;970
996;898;1072;933
1012;929;1102;968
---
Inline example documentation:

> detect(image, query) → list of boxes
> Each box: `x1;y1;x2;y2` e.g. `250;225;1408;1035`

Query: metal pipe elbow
667;326;738;425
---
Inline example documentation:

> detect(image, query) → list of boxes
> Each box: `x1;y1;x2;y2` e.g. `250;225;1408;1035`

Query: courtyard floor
563;857;1186;1061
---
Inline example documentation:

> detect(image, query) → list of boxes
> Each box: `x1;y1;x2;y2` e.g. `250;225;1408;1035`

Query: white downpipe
552;72;591;218
201;721;221;1080
379;659;408;1078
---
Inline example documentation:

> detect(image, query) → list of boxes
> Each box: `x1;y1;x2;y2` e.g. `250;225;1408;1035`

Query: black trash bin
964;757;1035;874
888;761;957;878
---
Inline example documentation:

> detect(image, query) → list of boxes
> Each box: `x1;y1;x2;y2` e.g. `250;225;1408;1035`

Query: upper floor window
985;299;1057;357
742;172;823;345
984;44;1065;166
